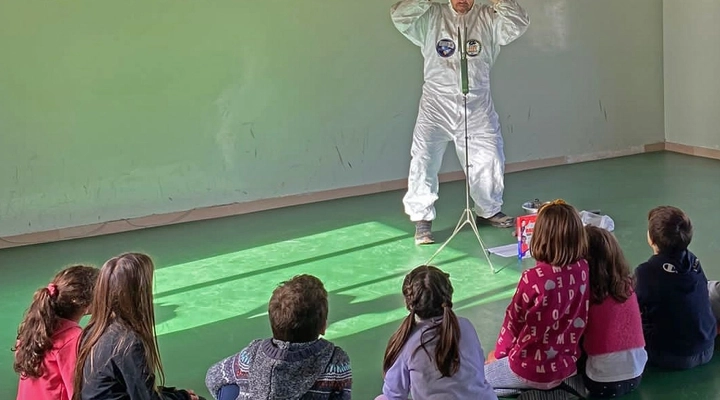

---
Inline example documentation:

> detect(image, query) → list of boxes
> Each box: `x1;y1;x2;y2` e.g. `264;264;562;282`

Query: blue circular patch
436;39;456;58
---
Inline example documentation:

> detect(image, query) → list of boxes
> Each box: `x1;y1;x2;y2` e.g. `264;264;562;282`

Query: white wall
663;0;720;150
0;0;666;237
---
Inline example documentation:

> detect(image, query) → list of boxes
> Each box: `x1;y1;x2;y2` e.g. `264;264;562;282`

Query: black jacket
78;322;191;400
635;250;716;356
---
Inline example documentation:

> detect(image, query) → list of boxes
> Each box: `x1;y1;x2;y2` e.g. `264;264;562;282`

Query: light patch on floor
152;220;519;337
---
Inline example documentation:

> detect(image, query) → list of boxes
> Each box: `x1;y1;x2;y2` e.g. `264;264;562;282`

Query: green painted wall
663;0;720;150
0;0;665;237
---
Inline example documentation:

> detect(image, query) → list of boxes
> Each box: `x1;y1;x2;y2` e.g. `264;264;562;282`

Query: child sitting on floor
580;226;646;398
205;274;352;400
14;265;98;400
377;265;497;400
635;206;716;370
73;253;201;400
485;200;590;397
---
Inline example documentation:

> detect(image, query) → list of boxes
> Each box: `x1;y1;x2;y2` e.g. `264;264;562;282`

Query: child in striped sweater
205;275;352;400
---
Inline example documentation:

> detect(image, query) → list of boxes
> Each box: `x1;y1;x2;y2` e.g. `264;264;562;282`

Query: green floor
2;151;720;399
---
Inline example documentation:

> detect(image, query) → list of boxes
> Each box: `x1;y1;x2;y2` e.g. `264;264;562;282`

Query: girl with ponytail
14;265;99;400
376;265;497;400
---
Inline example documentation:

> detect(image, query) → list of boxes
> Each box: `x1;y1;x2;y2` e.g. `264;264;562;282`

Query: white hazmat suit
391;0;529;225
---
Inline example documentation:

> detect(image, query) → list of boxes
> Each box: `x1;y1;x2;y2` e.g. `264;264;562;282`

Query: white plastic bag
579;211;615;232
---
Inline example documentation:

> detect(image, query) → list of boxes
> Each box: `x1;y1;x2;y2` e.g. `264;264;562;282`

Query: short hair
530;200;587;266
648;206;693;253
268;274;328;342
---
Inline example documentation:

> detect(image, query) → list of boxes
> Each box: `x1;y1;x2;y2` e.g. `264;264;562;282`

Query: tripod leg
425;209;496;273
467;216;496;273
425;211;469;265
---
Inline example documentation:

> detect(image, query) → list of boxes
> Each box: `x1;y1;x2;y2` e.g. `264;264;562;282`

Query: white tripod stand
425;27;496;273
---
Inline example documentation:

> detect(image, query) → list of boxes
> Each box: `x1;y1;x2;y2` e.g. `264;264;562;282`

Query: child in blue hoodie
635;206;716;370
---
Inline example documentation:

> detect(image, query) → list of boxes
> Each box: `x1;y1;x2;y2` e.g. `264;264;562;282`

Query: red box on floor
517;214;537;260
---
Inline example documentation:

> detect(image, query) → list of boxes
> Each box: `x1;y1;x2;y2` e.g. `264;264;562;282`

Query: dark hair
13;265;98;379
585;226;634;304
73;253;163;399
531;200;587;267
648;206;693;253
382;265;461;378
268;274;328;343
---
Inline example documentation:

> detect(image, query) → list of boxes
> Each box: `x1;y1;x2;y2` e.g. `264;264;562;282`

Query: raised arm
390;0;435;47
491;0;530;46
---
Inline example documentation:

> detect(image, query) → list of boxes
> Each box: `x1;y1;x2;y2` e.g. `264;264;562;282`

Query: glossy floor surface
2;152;720;399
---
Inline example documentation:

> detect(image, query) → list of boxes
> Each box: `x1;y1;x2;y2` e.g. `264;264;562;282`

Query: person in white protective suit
390;0;529;245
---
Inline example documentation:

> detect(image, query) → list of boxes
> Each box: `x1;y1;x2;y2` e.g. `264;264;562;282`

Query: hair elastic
539;198;567;212
47;283;58;297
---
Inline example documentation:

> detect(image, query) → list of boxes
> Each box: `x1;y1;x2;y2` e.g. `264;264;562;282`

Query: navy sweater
634;250;716;356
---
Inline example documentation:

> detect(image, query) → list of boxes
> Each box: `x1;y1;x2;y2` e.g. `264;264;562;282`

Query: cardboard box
517;214;537;259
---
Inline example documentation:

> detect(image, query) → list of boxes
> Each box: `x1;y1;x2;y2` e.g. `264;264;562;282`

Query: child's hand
485;349;498;365
186;389;199;400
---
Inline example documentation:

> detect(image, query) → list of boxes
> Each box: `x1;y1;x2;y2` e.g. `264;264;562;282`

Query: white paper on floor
488;243;519;258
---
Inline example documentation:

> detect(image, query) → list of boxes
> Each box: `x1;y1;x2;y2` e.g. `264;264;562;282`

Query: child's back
14;265;98;400
206;337;351;399
380;266;497;400
205;274;352;400
484;200;589;397
382;316;495;399
74;253;200;400
16;320;83;400
636;206;715;369
636;249;715;359
494;260;590;385
581;225;646;398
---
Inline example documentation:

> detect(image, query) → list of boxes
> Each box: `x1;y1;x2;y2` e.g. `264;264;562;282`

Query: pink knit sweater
583;291;645;355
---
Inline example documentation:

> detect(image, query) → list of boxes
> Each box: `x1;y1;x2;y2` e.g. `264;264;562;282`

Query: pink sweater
16;319;80;400
495;260;590;385
583;292;645;355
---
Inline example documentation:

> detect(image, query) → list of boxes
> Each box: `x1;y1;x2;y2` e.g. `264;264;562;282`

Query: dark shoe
414;220;435;245
477;212;515;228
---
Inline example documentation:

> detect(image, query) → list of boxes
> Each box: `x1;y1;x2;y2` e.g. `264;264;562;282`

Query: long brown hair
531;199;588;267
585;225;634;304
72;253;163;399
383;265;461;377
13;265;98;379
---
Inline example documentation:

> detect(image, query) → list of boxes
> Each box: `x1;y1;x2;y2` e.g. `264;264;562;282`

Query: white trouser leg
453;128;505;219
403;100;452;222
